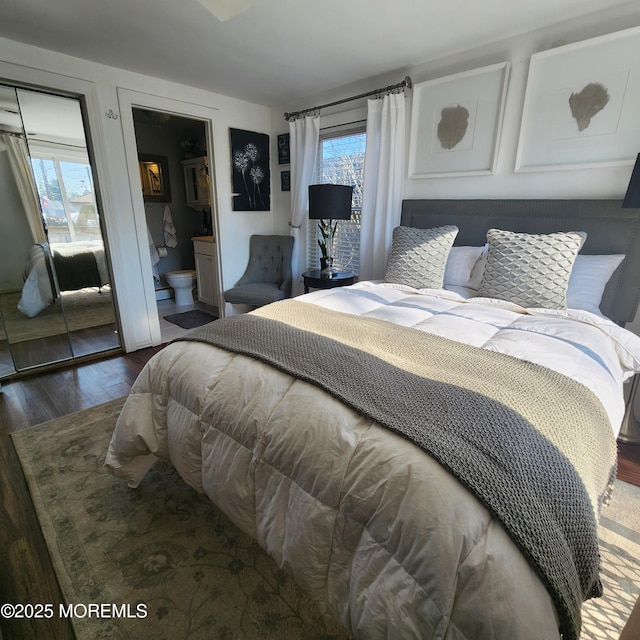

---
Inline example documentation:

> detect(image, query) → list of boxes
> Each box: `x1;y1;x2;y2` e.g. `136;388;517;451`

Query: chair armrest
280;277;292;294
234;271;253;287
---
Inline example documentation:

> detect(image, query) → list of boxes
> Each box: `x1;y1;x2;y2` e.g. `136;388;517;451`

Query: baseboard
155;288;173;301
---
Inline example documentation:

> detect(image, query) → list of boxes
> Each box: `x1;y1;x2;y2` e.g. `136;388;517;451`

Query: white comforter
105;282;640;640
298;282;640;436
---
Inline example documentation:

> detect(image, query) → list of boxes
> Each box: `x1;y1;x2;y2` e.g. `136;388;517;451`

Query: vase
320;257;335;277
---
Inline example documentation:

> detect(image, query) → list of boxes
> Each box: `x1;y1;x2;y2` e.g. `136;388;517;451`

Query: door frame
117;89;223;345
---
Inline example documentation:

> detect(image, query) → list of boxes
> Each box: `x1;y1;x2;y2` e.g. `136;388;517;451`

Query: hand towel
163;205;178;248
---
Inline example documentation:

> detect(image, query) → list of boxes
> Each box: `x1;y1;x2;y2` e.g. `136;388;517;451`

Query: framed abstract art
230;128;271;211
408;62;510;178
515;26;640;171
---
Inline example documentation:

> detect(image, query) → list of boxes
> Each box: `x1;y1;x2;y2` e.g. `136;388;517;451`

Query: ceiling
0;0;635;107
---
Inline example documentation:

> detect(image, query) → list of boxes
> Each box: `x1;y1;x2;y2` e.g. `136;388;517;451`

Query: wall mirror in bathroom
138;153;171;203
0;84;121;379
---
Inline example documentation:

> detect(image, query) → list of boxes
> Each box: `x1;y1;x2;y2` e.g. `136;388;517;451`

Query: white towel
147;225;160;284
163;205;177;248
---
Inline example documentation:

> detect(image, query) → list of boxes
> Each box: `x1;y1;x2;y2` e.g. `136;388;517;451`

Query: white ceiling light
196;0;252;22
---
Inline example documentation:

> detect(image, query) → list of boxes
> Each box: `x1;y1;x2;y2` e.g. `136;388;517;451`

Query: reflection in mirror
19;90;120;360
0;87;21;376
0;309;16;378
0;85;120;377
0;85;72;371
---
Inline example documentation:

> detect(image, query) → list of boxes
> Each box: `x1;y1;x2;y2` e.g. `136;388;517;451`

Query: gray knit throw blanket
177;299;618;640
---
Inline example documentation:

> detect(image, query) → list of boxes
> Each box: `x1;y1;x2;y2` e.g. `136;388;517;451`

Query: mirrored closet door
0;84;120;378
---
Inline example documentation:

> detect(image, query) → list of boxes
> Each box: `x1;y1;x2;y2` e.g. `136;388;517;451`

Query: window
29;143;99;245
307;129;365;274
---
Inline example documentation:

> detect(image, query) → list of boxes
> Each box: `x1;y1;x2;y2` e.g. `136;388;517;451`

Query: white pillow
467;244;488;290
444;246;485;289
469;251;624;313
567;254;624;314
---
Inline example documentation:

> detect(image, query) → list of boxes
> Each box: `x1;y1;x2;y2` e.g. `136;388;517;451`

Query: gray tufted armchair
223;234;294;308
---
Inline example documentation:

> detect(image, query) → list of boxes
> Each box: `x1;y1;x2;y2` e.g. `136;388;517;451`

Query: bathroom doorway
131;108;218;342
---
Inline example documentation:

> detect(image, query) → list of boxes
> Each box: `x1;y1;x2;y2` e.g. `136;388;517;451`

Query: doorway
131;108;218;342
0;85;120;378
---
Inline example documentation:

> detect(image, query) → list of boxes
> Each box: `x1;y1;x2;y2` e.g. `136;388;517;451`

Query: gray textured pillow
477;228;587;309
384;225;459;289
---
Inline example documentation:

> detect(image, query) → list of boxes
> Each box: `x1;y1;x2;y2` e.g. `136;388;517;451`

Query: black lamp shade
623;153;640;208
308;184;353;220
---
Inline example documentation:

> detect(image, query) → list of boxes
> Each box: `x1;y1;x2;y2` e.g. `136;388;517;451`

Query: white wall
272;3;640;320
0;37;273;351
3;2;640;352
401;8;640;201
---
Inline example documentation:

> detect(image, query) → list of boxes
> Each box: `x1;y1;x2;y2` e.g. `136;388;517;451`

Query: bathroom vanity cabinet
193;236;218;308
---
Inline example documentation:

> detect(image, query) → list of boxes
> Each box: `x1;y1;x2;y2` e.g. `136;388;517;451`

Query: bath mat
163;309;217;329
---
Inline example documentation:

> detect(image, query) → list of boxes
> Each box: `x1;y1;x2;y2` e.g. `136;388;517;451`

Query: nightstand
302;270;355;294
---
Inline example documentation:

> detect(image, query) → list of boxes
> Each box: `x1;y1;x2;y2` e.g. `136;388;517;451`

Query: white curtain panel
359;92;406;281
3;134;46;244
289;115;319;295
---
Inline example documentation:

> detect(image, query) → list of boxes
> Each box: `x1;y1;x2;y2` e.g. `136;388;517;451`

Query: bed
105;199;640;640
17;240;110;318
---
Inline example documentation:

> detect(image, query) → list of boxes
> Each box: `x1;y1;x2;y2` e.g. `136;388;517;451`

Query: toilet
166;269;197;306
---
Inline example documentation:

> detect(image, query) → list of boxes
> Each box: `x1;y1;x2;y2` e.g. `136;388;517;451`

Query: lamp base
320;257;336;277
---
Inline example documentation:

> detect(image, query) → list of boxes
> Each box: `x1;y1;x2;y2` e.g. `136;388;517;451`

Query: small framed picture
278;133;290;164
138;153;172;202
280;170;290;192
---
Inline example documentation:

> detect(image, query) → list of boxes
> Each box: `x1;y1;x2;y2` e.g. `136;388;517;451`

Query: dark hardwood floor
617;441;640;487
0;346;639;639
0;346;162;640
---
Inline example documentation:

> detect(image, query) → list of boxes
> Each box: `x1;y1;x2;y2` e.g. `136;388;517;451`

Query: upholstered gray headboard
400;199;640;325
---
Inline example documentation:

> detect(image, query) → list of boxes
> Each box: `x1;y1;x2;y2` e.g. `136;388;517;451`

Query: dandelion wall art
229;128;271;211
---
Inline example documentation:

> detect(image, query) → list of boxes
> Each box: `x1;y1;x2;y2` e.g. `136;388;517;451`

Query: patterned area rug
582;480;640;639
163;310;217;329
11;399;348;640
0;287;117;343
11;398;640;639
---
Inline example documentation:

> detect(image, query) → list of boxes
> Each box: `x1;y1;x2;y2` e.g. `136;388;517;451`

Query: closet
0;84;120;379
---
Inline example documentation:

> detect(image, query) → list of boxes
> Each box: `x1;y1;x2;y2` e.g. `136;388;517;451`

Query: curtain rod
27;136;87;150
284;75;412;121
0;129;25;138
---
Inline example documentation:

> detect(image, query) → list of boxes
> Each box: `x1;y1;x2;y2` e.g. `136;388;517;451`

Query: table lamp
308;183;353;276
